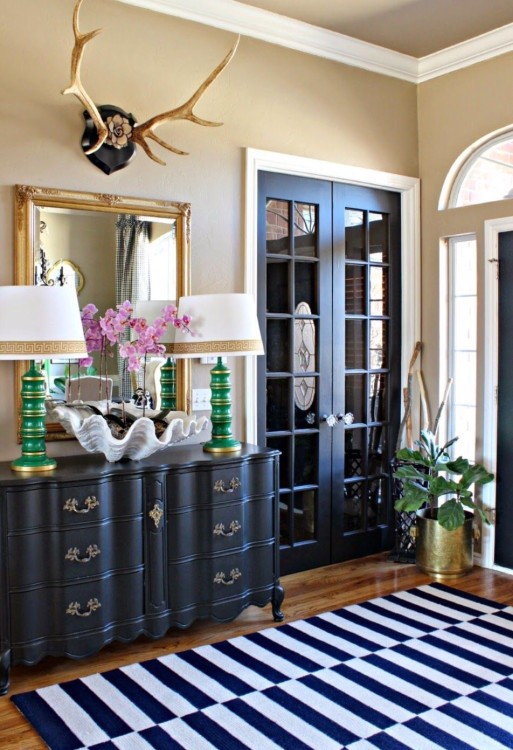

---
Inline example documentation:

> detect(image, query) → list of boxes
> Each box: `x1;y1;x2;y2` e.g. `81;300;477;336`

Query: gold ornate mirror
14;185;191;441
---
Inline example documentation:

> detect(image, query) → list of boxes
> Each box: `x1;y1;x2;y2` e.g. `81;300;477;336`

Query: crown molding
418;22;513;82
114;0;513;83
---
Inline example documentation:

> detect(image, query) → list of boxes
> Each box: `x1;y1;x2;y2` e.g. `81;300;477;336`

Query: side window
443;236;477;459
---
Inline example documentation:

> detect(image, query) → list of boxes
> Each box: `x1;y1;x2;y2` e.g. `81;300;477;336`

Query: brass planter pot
415;509;475;578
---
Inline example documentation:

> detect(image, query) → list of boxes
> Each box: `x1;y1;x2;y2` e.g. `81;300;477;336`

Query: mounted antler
131;40;239;165
62;0;239;171
62;0;108;155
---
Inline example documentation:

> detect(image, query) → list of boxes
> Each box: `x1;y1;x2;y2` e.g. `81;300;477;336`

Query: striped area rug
12;583;513;750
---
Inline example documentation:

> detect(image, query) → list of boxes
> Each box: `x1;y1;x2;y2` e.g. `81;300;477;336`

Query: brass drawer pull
213;477;241;494
65;544;101;563
63;496;99;514
213;568;241;585
66;598;101;617
213;520;241;537
149;503;163;529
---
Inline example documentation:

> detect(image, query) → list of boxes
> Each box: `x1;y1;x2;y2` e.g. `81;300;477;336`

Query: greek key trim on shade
0;285;87;363
0;341;87;357
171;339;262;355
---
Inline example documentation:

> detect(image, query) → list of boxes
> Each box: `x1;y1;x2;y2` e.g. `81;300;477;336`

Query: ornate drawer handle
65;544;101;563
63;496;99;514
66;598;101;617
213;477;241;494
213;520;241;537
213;568;241;585
149;503;163;529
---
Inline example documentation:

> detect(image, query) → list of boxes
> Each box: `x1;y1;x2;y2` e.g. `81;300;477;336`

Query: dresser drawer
167;543;274;611
167;494;274;560
166;457;275;509
6;477;142;532
8;516;143;589
10;570;144;646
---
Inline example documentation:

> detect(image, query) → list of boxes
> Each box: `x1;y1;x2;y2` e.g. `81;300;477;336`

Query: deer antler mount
62;0;239;175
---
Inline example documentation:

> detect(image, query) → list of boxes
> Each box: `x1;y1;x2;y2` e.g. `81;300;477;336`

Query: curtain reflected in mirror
115;215;150;399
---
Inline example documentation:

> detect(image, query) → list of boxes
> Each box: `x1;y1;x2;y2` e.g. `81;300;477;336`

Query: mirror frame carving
14;184;191;441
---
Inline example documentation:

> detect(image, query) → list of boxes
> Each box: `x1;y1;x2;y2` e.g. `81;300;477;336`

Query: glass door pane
259;172;333;574
343;207;392;543
265;197;321;549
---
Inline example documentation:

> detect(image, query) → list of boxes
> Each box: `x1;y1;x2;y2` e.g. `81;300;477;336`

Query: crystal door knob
321;412;354;427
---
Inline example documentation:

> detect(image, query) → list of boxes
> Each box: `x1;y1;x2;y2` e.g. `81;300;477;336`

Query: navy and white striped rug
12;583;513;749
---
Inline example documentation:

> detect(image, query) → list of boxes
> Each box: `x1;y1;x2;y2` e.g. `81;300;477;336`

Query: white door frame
481;216;513;572
243;147;421;444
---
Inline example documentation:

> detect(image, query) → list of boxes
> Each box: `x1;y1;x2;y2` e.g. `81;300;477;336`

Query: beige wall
0;0;419;462
418;52;513;437
39;211;116;315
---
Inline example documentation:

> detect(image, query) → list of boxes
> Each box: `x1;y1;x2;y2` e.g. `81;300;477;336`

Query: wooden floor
2;553;513;749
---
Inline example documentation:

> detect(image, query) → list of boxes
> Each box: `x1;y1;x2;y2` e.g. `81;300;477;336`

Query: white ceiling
116;0;513;82
234;0;513;58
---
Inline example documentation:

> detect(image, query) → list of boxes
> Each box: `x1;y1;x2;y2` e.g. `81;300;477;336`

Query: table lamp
133;300;178;410
0;285;87;472
170;293;264;453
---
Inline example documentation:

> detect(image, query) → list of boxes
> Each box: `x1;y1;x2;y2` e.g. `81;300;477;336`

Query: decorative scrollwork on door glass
294;301;316;412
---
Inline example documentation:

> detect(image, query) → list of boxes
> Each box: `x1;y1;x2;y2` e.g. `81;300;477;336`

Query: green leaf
394;485;427;513
396;448;426;464
429;476;458;497
433;456;452;471
475;506;492;525
446;457;469;474
437;499;466;531
393;465;428;481
462;464;494;488
418;431;439;461
442;436;459;452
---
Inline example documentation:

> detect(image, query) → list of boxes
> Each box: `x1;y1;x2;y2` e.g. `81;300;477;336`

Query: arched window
440;130;513;209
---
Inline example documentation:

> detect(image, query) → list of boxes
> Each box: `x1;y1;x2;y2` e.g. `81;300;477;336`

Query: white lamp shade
133;300;177;347
170;294;264;358
0;285;87;360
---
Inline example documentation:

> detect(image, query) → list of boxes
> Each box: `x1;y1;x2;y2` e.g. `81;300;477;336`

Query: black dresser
0;443;284;694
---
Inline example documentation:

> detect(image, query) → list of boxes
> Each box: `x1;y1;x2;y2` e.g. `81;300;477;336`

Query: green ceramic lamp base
160;357;176;411
203;357;241;453
11;455;57;473
13;361;56;473
203;437;241;453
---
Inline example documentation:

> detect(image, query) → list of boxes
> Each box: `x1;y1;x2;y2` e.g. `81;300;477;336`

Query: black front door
257;171;401;575
495;231;513;567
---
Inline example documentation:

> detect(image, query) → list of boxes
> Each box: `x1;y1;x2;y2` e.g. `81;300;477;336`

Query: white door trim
481;216;513;571
243;147;421;444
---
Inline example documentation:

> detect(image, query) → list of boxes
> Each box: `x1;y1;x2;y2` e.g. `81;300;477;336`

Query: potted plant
393;430;494;578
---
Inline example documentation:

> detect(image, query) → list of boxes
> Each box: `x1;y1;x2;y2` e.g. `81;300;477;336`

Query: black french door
257;172;401;575
495;231;513;568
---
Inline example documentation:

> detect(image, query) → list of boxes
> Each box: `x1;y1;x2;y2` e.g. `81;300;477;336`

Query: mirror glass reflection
14;185;191;441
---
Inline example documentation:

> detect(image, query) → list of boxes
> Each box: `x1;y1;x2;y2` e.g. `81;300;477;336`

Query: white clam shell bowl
47;400;209;462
